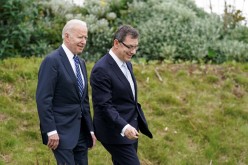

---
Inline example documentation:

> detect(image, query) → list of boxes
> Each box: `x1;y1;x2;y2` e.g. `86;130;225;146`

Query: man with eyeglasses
90;25;153;165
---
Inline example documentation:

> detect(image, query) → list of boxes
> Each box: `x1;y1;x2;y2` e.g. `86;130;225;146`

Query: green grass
0;58;248;164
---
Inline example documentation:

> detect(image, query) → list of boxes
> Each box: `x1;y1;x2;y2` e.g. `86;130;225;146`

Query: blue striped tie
73;55;84;97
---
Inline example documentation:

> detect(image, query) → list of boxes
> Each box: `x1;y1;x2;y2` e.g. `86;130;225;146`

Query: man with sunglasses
90;25;153;165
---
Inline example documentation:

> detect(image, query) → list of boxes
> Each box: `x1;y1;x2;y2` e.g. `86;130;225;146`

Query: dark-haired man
90;25;153;165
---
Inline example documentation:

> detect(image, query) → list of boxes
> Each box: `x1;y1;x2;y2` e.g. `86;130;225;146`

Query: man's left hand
89;133;97;149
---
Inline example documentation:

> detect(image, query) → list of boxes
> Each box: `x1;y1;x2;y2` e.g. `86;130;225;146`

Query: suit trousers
52;127;88;165
102;141;140;165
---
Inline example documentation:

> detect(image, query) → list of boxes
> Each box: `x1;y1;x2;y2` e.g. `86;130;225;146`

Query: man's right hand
124;126;139;140
47;133;59;150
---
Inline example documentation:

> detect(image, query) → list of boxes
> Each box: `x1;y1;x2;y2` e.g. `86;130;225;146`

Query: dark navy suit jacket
90;53;152;144
36;46;93;149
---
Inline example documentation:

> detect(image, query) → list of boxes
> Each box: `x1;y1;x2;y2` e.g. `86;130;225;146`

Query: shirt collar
109;49;125;68
62;43;74;60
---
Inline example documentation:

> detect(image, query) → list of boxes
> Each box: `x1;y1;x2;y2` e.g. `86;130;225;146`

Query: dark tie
73;55;84;97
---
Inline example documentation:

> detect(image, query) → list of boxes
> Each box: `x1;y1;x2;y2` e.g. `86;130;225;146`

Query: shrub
0;0;73;59
1;0;248;63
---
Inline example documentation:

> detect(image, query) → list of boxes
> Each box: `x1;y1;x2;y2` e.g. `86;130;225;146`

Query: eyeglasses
120;41;139;51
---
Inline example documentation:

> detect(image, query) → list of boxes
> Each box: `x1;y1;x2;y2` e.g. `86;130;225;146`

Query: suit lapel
58;46;81;99
126;62;137;101
107;54;135;100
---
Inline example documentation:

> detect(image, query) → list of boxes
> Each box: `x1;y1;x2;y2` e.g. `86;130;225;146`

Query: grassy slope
0;58;248;165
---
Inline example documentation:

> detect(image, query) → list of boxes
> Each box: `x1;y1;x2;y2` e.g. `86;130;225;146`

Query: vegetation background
1;0;248;63
0;0;248;164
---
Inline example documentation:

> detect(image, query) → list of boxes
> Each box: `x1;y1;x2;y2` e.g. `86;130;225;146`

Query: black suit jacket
90;53;152;144
36;46;93;149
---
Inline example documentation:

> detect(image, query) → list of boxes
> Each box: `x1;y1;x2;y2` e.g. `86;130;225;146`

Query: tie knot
74;55;80;64
122;62;127;68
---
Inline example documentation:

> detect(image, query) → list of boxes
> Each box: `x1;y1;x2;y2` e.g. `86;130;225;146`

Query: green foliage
0;0;73;59
123;0;248;63
79;0;248;63
0;0;31;58
80;0;133;61
226;25;248;44
0;0;248;63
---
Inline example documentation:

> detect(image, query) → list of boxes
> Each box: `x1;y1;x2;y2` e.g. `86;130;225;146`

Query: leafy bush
226;25;248;44
0;0;32;58
0;0;248;63
79;0;248;63
80;0;133;61
0;0;72;59
124;0;248;63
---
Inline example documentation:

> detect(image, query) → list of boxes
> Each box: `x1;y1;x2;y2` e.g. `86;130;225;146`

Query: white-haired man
36;19;96;165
